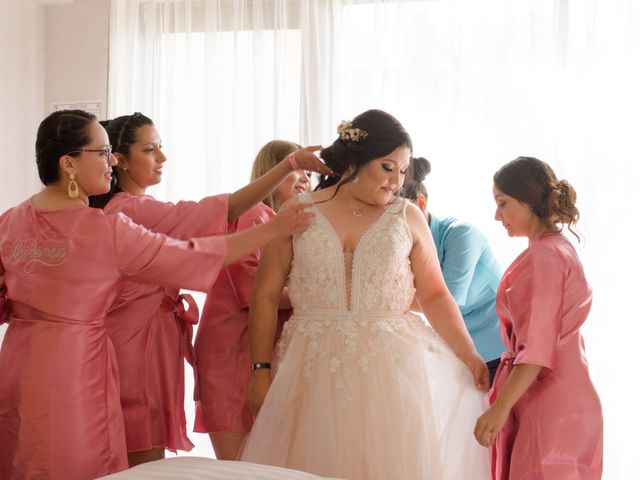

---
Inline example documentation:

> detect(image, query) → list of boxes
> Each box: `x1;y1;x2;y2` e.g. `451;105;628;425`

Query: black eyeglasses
65;146;113;157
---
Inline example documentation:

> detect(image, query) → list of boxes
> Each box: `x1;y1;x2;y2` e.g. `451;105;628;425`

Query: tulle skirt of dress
241;311;491;480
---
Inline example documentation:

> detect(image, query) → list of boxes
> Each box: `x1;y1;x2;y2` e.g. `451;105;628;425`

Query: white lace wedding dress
240;194;491;479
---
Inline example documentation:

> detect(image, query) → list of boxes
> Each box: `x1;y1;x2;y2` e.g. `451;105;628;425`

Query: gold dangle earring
68;173;79;199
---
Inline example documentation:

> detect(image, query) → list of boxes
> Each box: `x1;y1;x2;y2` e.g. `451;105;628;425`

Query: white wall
0;0;45;345
0;0;109;212
0;0;109;352
44;0;109;117
0;0;45;212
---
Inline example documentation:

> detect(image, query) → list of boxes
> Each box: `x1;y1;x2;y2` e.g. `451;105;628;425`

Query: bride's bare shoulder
309;188;334;203
280;188;334;208
279;190;322;211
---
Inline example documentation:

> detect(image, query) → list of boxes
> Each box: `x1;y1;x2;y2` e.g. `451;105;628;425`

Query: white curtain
109;0;640;476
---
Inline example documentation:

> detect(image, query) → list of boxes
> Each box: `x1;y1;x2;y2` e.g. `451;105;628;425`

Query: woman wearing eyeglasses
0;110;314;480
90;113;331;466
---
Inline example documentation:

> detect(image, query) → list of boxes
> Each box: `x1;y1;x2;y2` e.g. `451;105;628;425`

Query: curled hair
404;156;431;201
315;109;413;197
493;156;580;240
35;110;96;185
250;140;301;211
89;112;154;208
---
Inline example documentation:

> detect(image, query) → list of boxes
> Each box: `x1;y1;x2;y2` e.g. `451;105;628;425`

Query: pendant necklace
353;207;364;217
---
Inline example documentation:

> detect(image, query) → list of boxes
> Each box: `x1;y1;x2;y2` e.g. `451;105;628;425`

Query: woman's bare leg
210;432;247;460
127;447;165;467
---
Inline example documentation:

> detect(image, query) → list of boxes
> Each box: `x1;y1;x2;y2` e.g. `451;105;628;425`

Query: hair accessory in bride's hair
337;120;368;143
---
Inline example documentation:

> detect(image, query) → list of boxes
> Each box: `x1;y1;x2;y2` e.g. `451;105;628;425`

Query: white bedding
97;456;344;480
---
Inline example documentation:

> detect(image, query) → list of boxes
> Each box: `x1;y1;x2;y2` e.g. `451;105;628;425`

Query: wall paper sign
51;100;104;120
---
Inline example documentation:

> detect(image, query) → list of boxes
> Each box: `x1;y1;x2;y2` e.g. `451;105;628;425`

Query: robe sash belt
9;300;105;326
160;293;201;400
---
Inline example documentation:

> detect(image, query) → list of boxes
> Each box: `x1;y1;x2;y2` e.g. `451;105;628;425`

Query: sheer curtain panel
109;1;640;476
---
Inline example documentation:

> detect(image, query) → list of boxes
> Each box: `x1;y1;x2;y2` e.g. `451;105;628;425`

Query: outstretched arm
406;203;489;391
0;259;8;325
227;146;332;222
221;202;312;266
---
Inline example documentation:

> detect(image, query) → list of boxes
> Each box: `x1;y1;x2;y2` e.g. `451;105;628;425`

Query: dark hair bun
548;179;579;227
411;157;431;183
402;156;430;201
35;109;96;185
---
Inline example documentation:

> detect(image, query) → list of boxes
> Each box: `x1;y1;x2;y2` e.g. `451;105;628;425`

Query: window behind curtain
109;1;640;474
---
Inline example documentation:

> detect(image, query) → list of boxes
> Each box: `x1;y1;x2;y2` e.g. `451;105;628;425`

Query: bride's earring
353;175;359;184
68;173;79;199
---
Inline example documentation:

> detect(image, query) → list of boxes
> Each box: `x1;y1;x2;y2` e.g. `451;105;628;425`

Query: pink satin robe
194;202;291;434
0;200;226;480
492;234;603;479
101;192;229;452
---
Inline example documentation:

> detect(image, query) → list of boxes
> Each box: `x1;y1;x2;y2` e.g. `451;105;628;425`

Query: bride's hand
247;370;272;416
461;351;490;392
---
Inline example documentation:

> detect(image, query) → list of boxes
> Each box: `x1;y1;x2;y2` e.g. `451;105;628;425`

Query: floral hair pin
337;120;368;142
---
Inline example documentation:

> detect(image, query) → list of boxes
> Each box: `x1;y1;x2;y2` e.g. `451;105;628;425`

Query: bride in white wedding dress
240;110;492;480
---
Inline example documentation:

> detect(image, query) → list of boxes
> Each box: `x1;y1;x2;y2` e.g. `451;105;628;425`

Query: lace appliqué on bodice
279;195;422;405
288;195;415;312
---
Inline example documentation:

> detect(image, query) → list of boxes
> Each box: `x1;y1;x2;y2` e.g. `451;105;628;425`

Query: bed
97;456;343;479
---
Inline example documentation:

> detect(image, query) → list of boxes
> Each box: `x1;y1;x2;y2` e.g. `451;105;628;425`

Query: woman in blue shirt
406;157;506;382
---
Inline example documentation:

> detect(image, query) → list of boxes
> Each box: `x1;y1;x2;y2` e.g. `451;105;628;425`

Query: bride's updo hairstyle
494;156;580;240
316;109;413;195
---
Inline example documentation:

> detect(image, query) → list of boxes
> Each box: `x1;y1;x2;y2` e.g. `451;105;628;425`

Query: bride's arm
406;202;489;391
246;234;293;415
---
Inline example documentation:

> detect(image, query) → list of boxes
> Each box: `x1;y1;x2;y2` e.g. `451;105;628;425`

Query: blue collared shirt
429;214;506;362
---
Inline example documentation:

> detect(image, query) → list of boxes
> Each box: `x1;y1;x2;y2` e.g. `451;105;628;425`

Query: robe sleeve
111;213;227;293
109;193;231;239
0;260;7;325
225;205;276;308
0;209;11;324
440;222;486;307
508;242;565;374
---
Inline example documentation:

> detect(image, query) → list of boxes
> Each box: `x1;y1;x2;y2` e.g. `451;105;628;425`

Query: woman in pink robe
194;140;310;460
91;113;331;466
0;110;314;480
474;157;603;479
